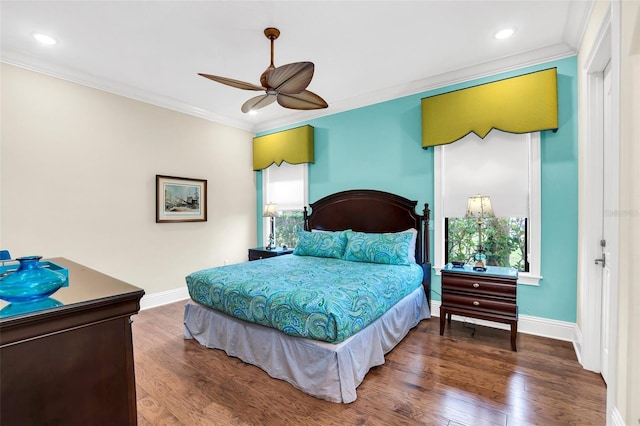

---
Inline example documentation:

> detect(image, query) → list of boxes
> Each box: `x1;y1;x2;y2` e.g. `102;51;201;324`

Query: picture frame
156;175;207;223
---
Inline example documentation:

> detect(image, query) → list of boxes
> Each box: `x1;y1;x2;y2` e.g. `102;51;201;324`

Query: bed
183;189;431;403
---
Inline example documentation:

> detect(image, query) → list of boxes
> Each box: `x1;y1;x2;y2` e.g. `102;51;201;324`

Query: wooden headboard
303;189;431;303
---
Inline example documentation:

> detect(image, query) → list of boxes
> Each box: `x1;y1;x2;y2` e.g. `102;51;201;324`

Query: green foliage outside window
446;217;527;271
275;211;304;248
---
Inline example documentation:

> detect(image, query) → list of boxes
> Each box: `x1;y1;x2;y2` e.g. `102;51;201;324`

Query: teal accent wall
255;171;264;247
258;55;578;323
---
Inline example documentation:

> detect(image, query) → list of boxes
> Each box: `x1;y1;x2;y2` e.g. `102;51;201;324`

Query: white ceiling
1;1;593;133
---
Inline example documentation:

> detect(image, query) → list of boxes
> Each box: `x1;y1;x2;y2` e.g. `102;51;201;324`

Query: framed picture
156;175;207;223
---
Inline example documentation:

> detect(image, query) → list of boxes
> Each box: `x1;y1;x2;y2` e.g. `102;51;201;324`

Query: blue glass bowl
0;256;67;303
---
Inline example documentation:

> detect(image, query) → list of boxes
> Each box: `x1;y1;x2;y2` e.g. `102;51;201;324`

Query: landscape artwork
156;175;207;223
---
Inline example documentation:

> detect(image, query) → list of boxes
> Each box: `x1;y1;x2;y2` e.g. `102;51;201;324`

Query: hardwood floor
132;301;606;425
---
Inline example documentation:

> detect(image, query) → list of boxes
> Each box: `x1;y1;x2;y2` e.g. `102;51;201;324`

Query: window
434;131;541;285
445;217;528;271
262;162;308;248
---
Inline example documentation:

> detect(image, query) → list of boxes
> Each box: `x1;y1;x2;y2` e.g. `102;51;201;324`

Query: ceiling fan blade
277;90;328;110
241;93;277;113
266;62;314;95
198;73;264;91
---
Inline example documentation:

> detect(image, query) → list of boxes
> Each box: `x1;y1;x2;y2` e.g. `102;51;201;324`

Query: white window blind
435;131;542;285
442;130;529;218
263;162;307;211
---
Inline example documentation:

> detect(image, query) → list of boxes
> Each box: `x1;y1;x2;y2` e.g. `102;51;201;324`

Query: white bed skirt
183;286;430;403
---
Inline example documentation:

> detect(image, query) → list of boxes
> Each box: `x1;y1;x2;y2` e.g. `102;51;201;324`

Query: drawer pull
473;301;480;306
473;283;480;288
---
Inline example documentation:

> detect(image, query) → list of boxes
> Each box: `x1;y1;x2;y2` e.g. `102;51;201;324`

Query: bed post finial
423;203;430;222
423;203;430;264
303;206;310;231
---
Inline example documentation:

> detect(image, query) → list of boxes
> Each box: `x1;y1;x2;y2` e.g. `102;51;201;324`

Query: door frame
579;9;610;373
578;2;620;419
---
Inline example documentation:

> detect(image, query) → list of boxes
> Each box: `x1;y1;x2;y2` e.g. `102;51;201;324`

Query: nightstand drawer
442;274;516;299
442;293;517;316
249;252;269;261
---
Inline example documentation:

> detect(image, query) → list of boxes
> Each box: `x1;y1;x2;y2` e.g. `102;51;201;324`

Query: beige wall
0;63;256;299
618;1;640;423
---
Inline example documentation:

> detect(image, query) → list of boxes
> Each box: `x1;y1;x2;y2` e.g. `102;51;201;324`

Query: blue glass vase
0;256;67;303
0;297;63;317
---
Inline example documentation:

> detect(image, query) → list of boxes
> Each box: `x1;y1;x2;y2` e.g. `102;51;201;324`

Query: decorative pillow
343;230;414;265
293;230;349;259
403;228;418;264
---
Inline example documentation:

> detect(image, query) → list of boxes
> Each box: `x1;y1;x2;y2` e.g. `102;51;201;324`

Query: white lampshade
263;203;278;217
465;195;495;218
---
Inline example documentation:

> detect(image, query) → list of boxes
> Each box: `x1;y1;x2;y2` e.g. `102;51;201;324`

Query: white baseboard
573;325;584;365
430;300;576;342
140;286;190;311
610;406;625;426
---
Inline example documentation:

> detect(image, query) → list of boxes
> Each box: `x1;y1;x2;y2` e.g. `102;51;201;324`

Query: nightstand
248;247;293;261
440;264;519;351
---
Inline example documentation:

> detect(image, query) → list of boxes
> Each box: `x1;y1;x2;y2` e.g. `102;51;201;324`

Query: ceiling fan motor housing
264;27;280;40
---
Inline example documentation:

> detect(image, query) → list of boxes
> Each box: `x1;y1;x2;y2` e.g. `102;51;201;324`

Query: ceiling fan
199;27;328;113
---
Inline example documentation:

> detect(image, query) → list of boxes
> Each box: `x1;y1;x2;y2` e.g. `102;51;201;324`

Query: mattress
185;254;423;343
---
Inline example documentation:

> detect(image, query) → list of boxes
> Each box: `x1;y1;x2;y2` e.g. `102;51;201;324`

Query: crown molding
563;0;595;51
0;50;255;132
2;42;576;135
253;43;577;133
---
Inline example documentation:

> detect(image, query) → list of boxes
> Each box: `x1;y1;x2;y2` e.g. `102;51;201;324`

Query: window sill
517;272;541;286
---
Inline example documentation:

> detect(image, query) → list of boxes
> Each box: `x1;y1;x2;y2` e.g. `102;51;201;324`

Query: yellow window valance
253;125;315;171
421;68;558;148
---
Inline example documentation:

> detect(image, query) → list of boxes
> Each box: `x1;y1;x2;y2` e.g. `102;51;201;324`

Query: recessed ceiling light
494;28;515;40
33;33;57;45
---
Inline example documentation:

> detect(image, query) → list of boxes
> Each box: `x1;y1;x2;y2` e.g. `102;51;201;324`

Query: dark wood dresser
248;246;294;261
440;264;518;351
0;257;145;426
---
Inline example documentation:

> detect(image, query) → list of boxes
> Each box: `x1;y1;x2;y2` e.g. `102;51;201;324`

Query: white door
597;61;613;384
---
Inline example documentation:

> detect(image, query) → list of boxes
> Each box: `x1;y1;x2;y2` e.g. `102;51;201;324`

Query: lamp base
473;260;487;272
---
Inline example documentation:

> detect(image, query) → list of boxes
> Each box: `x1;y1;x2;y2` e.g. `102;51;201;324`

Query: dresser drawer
442;293;517;317
442;274;516;300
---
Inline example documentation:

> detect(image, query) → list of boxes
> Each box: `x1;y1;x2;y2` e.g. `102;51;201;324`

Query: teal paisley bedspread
186;254;423;344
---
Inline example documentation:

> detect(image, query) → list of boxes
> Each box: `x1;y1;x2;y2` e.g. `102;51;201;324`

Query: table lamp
263;203;278;250
465;195;494;271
